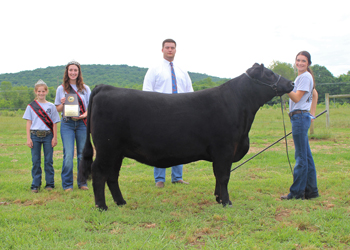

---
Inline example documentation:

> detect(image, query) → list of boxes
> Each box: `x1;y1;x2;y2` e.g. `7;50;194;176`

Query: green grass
0;105;349;249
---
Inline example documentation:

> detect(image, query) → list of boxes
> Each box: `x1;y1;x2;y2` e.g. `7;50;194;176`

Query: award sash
29;100;54;133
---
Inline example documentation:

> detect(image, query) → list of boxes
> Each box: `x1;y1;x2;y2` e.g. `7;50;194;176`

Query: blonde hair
34;83;48;100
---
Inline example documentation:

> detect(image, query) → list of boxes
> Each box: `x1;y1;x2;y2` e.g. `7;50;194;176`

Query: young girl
281;51;319;200
23;79;60;193
55;60;91;191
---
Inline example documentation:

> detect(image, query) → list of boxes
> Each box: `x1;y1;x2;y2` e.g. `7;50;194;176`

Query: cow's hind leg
213;160;232;207
106;157;126;206
92;160;109;211
92;155;126;210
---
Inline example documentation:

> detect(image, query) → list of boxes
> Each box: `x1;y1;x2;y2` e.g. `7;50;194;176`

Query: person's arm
142;69;155;91
55;97;66;112
55;86;65;112
287;90;306;103
52;123;58;147
26;120;33;148
185;71;194;93
310;89;318;118
78;111;88;120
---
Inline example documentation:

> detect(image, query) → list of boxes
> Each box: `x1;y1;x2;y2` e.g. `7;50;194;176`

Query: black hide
79;63;294;210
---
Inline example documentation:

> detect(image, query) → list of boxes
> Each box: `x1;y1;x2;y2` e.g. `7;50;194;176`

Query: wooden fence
325;93;350;128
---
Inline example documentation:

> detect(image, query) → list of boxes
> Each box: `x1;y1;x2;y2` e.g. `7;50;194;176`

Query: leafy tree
268;61;296;81
13;86;28;109
193;78;217;91
310;64;335;84
0;81;13;101
46;87;56;103
0;98;12;109
336;71;350;83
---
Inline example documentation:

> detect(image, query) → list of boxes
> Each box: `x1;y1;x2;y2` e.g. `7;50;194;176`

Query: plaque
64;94;79;117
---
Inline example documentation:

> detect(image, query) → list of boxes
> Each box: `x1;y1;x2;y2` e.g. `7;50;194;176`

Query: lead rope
230;110;327;173
280;96;294;176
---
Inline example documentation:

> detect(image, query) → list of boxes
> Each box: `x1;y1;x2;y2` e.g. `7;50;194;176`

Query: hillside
2;64;348;111
0;64;226;89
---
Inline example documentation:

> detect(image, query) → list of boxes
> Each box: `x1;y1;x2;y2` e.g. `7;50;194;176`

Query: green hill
0;64;229;111
0;64;226;90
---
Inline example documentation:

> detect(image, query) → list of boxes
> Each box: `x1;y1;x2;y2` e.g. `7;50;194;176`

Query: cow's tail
78;85;103;183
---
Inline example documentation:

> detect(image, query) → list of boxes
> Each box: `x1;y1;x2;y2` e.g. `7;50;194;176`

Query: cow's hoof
95;204;108;211
115;200;127;206
215;195;222;204
222;200;232;208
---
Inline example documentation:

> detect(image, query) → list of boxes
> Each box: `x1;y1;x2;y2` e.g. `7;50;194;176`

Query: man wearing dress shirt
143;38;193;188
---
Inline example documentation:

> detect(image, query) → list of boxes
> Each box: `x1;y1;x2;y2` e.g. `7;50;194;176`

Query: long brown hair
296;51;316;88
63;61;86;92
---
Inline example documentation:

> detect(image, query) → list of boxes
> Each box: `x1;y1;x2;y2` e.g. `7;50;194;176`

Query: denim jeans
30;133;54;190
154;165;183;183
60;119;87;189
288;112;318;199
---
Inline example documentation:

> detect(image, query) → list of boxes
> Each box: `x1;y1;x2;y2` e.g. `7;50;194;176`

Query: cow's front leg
213;161;232;207
214;177;222;204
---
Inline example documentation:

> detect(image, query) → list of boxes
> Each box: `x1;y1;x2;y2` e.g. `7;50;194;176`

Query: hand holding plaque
64;94;79;117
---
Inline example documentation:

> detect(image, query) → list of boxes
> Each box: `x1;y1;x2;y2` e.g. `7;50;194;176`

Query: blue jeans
288;112;318;199
60;119;87;189
30;133;54;190
154;165;183;183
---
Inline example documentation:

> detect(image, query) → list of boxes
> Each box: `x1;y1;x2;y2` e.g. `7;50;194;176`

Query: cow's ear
248;63;261;79
260;64;265;73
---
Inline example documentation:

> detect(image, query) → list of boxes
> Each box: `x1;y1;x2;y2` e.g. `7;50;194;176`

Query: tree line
0;63;349;111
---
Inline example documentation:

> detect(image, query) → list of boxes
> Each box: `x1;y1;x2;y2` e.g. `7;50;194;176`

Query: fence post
325;93;330;128
310;121;314;134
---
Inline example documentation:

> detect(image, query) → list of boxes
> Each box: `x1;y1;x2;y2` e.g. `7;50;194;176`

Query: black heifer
79;63;294;210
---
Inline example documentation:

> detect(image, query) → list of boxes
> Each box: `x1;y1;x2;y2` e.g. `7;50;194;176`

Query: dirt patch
141;223;156;229
275;207;292;221
0;143;24;147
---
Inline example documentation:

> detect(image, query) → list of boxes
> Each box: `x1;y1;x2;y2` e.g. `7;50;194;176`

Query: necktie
170;62;178;94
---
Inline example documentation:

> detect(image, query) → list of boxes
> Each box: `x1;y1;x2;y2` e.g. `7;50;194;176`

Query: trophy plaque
64;94;79;117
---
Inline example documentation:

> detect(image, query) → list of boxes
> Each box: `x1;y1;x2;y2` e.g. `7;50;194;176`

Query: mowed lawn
0;104;349;249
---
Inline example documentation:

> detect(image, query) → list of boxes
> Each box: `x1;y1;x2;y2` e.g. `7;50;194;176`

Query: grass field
0;104;349;249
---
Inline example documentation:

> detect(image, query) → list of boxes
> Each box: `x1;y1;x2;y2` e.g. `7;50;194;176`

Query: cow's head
246;63;294;96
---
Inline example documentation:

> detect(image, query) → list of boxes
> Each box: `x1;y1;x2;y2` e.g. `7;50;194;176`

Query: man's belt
289;110;308;118
30;130;52;137
64;117;79;122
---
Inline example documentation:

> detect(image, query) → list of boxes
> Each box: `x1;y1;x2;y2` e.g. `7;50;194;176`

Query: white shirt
23;102;60;130
289;71;314;112
143;59;193;94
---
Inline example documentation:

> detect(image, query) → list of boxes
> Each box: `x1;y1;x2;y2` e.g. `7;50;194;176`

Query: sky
1;0;349;79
